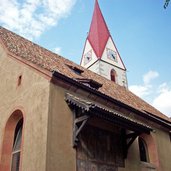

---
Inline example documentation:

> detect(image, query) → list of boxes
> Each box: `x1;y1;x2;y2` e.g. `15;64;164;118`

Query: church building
0;1;171;171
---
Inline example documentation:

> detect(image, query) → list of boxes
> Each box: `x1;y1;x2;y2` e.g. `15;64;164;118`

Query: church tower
81;0;128;87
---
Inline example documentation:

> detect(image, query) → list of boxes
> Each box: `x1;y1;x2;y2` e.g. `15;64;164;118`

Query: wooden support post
73;108;90;148
123;131;140;158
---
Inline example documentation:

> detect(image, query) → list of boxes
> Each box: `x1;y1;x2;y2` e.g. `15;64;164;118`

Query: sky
0;0;171;117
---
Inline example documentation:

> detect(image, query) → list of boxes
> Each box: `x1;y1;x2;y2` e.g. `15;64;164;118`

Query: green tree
164;0;170;9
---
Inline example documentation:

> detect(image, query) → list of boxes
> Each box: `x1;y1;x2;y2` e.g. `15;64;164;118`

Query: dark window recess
17;75;22;86
138;137;149;162
66;64;84;75
110;69;116;82
11;119;23;171
76;78;102;90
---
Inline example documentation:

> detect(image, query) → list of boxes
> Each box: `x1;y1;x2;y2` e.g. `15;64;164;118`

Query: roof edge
8;52;52;79
52;70;171;129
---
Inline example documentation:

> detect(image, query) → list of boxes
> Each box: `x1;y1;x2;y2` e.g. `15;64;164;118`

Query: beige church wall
154;128;171;171
46;83;76;171
118;139;141;171
0;46;50;171
118;128;171;171
1;43;170;171
118;137;156;171
46;81;164;171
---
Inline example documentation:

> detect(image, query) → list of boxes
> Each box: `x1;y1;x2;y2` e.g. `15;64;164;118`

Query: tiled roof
0;26;170;123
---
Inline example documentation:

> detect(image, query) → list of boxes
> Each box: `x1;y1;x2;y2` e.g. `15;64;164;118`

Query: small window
66;64;84;75
75;78;102;90
11;119;23;171
138;137;149;162
17;75;22;86
110;69;116;82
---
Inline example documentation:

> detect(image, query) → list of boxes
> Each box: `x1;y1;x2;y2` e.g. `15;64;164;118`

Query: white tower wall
88;60;128;87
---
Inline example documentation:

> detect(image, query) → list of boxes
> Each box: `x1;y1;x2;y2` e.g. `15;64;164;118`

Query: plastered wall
155;128;171;171
46;83;76;171
0;45;50;171
1;43;171;171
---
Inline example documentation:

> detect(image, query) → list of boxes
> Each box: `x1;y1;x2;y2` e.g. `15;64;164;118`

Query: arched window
110;69;116;82
11;118;23;171
0;110;24;171
139;134;159;168
138;137;149;162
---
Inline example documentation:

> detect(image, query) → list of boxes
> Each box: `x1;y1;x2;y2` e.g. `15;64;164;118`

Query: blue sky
0;0;171;116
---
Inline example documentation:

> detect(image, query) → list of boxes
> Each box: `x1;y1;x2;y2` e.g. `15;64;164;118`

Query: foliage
164;0;170;9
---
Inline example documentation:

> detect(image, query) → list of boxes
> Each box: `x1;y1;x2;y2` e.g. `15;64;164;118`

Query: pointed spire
88;0;110;58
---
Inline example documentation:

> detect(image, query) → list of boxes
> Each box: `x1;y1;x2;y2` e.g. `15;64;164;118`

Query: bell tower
81;0;128;88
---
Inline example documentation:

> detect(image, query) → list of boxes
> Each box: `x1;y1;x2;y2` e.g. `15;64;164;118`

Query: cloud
143;70;159;85
0;0;76;40
129;70;158;98
129;71;171;117
152;83;171;117
129;84;151;97
54;47;61;54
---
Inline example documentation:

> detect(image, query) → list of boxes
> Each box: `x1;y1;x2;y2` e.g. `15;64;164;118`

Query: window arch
0;110;24;171
110;69;116;82
11;118;23;171
138;137;149;162
139;133;160;168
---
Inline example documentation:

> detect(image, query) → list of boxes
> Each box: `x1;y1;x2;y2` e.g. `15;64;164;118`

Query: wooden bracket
124;132;139;158
73;109;90;148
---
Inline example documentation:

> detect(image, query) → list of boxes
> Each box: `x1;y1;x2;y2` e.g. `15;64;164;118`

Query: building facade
0;1;171;171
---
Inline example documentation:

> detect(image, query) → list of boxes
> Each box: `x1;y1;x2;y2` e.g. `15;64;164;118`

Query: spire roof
88;0;110;58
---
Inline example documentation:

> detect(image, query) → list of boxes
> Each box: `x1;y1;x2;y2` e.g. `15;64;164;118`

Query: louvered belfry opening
11;119;23;171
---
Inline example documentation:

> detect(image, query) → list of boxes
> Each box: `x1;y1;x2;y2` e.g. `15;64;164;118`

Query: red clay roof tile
0;26;170;123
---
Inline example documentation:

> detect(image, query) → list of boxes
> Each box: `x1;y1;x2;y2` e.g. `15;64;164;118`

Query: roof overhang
52;71;171;130
65;93;152;134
